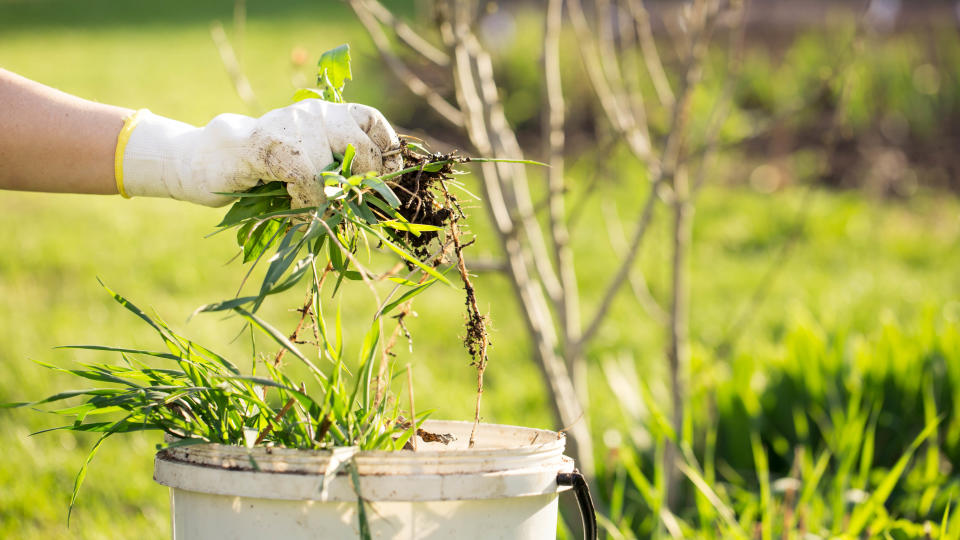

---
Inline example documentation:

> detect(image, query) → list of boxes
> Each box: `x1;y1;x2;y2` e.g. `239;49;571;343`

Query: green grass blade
342;144;356;176
749;433;773;540
68;419;128;525
56;345;180;361
354;221;452;286
232;307;327;382
4;388;121;408
847;420;940;535
378;280;436;317
361;176;401;208
469;157;549;167
676;459;747;539
348;460;372;540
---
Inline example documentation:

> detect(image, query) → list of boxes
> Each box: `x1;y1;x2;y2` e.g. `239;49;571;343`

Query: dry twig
348;0;464;128
209;20;260;114
406;364;417;451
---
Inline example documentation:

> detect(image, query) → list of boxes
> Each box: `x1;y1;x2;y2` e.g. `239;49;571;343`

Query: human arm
0;68;129;195
0;69;401;206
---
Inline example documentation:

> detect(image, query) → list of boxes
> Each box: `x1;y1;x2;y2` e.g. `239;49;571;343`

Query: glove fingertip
347;103;398;153
350;143;383;176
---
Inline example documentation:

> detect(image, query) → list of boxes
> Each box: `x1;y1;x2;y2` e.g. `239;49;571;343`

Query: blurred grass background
1;0;959;538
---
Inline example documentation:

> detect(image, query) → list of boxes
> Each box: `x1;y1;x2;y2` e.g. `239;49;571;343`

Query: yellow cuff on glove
114;109;147;199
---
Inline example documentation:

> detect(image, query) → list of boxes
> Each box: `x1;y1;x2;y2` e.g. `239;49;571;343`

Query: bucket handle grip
557;470;597;540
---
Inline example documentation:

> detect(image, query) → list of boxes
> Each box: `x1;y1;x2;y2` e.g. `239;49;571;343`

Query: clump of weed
387;142;456;260
9;43;541;528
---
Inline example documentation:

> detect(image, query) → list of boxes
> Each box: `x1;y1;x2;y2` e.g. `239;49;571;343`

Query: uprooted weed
385;141;457;261
381;140;490;446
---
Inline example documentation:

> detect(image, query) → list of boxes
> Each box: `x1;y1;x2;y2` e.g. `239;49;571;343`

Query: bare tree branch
596;0;651;146
665;163;692;511
692;0;748;196
578;0;709;351
210;20;260;114
602;199;668;324
432;1;593;478
567;0;654;162
360;0;450;67
617;5;654;148
464;31;565;306
544;0;585;402
462;257;507;273
625;0;676;108
577;178;661;349
662;0;723;510
349;0;464;129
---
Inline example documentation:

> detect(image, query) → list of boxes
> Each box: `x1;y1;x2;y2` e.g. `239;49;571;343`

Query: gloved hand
118;100;402;207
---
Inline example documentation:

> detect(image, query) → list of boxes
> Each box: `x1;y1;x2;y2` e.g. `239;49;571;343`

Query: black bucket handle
557;470;598;540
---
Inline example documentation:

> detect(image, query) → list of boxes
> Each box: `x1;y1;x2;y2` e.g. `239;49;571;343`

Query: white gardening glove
120;100;402;207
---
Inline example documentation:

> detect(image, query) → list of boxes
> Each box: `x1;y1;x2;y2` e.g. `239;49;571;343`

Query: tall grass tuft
597;311;960;538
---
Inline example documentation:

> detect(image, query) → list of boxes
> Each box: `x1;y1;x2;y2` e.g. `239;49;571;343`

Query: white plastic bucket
154;420;576;539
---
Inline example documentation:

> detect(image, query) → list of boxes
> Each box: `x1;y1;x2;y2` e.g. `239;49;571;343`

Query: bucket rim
154;420;575;501
158;420;566;470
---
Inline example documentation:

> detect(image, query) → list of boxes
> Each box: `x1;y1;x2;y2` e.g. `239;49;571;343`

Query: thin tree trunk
665;167;692;511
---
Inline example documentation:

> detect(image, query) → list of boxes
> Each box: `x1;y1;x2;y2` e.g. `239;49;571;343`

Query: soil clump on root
386;140;460;261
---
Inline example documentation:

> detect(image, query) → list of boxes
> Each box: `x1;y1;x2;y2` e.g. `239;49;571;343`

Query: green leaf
358;321;380;409
292;88;324;102
421;161;448;173
256;224;308;303
218;196;277;228
317;44;352;89
348;460;372;540
346;201;377;226
214;189;289;199
232;307;327;382
378;220;444;236
216;181;289;200
235;221;254;248
2;388;120;409
98;280;178;344
355;221;453;286
69;421;127;525
342;144;356;177
240;206;315;223
379;160;454;182
56;345;180;361
242;219;284;263
361;177;402;208
847;420;940;536
216;376;319;406
193;296;260;314
363;194;403;220
184;341;241;375
328;230;345;272
266;255;315;297
379;280;436;317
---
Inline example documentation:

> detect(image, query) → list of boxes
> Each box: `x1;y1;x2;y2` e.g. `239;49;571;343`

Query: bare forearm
0;69;132;195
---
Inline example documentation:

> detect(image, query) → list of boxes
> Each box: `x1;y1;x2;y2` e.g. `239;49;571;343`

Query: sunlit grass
2;1;960;537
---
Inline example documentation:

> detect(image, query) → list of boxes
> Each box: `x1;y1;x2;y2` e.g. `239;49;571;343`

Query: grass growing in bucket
4;44;537;532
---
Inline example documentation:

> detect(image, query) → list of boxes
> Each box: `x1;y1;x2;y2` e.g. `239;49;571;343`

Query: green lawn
2;1;959;538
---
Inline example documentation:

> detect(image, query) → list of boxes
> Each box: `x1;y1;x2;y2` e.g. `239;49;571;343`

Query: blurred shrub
598;309;960;537
713;309;960;510
452;8;960;194
735;28;960;139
